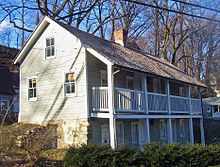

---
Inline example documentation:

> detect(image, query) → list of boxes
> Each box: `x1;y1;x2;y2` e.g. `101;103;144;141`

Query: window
131;122;139;145
64;72;75;96
179;119;185;137
126;76;134;89
28;77;37;100
45;37;55;58
160;119;166;140
116;122;124;146
1;100;10;110
170;81;187;97
147;76;165;94
153;78;162;93
100;70;107;86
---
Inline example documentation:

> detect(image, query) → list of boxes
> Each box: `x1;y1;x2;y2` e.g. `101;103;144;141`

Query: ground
0;123;66;167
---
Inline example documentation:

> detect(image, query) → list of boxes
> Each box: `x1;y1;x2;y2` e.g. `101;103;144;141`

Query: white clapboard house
14;16;206;149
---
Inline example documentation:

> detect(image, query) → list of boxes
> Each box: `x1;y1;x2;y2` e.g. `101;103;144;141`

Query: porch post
146;118;150;143
107;64;116;149
142;76;150;143
189;118;194;144
166;80;171;114
200;118;205;144
167;118;173;143
143;76;149;114
187;85;191;113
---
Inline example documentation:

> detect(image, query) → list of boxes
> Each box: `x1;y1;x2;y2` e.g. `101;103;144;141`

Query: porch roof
57;21;205;87
202;97;220;106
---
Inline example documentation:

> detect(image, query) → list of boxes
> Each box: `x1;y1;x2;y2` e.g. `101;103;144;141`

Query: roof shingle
57;21;205;87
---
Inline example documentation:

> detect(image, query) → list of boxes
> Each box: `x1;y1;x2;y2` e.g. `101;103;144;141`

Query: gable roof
14;16;206;87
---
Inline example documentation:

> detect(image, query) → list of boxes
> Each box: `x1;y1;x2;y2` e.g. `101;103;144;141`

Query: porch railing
148;92;168;112
170;95;189;113
92;87;202;114
115;87;145;112
92;87;108;111
190;98;202;114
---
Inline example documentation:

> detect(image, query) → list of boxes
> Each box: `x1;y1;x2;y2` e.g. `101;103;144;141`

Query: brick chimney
114;29;127;47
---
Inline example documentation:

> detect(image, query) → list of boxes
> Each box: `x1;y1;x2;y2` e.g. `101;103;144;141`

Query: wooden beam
142;75;149;114
107;64;116;149
146;118;150;143
115;114;203;119
167;118;173;143
166;80;171;114
200;118;205;144
189;118;194;144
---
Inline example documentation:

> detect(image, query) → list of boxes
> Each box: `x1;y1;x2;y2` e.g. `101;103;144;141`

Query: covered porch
89;116;205;148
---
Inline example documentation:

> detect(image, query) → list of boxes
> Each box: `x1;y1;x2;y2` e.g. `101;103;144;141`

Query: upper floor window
28;77;37;101
126;76;134;90
169;81;187;97
100;70;107;87
45;37;55;59
64;72;76;96
147;76;165;94
1;99;10;110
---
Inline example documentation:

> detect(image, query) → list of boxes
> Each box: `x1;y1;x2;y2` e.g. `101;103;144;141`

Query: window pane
29;79;32;88
47;48;51;57
51;46;55;56
29;89;33;98
66;73;74;82
66;84;71;93
33;88;36;97
32;79;36;88
51;38;54;45
71;83;75;93
46;38;50;46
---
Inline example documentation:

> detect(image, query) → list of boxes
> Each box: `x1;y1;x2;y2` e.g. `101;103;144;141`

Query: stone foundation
20;119;89;149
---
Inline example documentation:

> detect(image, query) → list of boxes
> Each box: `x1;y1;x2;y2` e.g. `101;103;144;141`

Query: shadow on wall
194;118;220;145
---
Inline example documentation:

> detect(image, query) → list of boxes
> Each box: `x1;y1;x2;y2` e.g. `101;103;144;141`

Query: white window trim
126;76;134;89
160;119;166;141
1;99;10;110
45;36;56;60
100;70;107;87
131;122;139;145
179;119;185;138
116;122;124;146
27;76;37;101
63;70;77;97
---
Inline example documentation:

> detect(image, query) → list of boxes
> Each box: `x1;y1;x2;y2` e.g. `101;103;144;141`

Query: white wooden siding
20;21;87;123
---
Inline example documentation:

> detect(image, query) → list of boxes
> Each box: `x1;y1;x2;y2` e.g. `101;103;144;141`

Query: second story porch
92;86;202;115
87;52;203;116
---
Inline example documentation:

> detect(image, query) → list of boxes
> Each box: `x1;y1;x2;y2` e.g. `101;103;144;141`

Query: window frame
27;76;37;101
1;99;10;110
64;71;76;97
45;37;56;59
160;119;166;141
131;122;139;145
